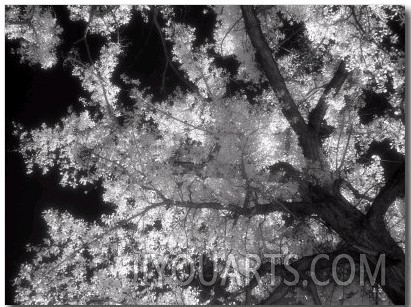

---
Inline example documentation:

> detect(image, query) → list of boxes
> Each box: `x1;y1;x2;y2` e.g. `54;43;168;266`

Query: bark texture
241;5;405;304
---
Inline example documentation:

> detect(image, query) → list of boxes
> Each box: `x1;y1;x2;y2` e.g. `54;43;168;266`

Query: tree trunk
313;190;405;304
358;227;405;304
379;256;405;304
240;6;405;304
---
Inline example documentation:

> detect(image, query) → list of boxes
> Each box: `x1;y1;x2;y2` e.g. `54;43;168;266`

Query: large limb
158;198;313;218
240;7;405;304
240;4;365;242
365;161;405;226
241;6;321;161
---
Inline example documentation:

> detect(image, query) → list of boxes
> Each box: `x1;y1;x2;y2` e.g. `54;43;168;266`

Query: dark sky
4;5;404;304
5;31;113;305
4;6;216;304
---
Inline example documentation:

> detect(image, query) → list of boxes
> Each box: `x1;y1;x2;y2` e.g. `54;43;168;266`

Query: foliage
5;6;62;69
7;5;405;305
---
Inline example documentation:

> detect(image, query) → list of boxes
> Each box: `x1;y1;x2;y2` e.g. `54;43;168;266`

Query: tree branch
72;7;120;128
241;6;321;161
241;6;306;135
307;279;322;305
152;7;201;96
341;179;374;202
268;161;305;185
308;60;349;134
160;198;312;218
134;93;218;137
261;282;289;305
365;161;405;225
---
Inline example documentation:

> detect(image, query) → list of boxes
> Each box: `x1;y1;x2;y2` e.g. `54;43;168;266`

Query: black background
5;27;111;305
5;6;215;303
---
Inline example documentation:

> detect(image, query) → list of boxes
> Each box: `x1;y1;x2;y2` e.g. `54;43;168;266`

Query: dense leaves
7;5;404;305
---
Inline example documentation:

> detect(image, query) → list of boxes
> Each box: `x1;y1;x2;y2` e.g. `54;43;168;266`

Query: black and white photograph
4;4;406;305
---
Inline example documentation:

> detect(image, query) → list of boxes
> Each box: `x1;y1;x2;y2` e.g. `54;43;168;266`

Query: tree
7;5;405;305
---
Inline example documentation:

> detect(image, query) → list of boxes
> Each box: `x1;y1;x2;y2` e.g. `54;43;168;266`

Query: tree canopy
6;5;405;305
